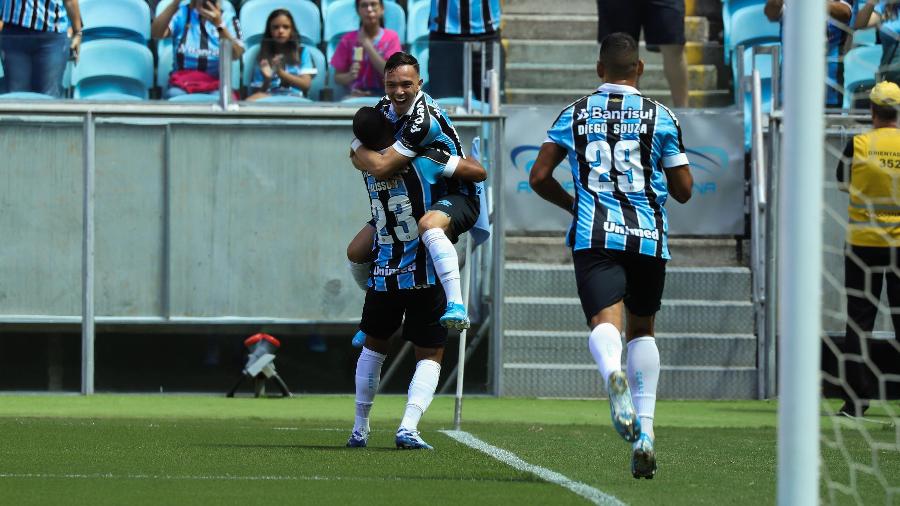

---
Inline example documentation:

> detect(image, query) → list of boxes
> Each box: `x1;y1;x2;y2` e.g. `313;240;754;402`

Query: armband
442;155;461;178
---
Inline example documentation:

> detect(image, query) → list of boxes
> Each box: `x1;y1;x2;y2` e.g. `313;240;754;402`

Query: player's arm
530;142;575;215
664;166;693;203
352;144;412;179
419;148;487;182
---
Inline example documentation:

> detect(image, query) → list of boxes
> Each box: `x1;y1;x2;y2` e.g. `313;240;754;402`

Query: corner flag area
0;396;895;505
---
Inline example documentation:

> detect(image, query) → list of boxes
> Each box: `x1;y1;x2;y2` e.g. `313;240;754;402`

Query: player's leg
575;249;640;443
420;193;480;329
347;290;402;448
840;246;882;416
644;0;689;107
395;286;448;450
622;252;667;479
347;223;377;292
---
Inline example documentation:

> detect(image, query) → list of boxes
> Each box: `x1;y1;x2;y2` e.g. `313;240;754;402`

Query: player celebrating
345;106;482;450
529;33;693;479
350;52;482;331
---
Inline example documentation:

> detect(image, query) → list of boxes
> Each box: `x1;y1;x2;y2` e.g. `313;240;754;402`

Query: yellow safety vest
848;127;900;247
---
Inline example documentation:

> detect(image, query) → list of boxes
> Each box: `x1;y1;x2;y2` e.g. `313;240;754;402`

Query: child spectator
247;9;316;100
151;0;244;99
331;0;402;98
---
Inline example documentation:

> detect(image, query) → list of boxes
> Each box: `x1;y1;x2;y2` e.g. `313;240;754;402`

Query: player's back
546;84;689;260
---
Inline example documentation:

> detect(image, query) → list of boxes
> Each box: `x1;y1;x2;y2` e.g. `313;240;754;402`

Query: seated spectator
151;0;244;99
247;9;316;100
0;0;83;97
330;0;401;97
855;1;900;83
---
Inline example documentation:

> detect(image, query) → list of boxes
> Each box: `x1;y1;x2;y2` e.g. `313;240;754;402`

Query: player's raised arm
529;142;574;215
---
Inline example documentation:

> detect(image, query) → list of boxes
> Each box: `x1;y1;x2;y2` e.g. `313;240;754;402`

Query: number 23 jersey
546;83;689;260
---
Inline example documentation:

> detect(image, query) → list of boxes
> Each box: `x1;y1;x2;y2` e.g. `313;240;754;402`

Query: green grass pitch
0;396;896;505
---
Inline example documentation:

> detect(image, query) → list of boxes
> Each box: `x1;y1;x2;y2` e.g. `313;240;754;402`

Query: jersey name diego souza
578;106;655;136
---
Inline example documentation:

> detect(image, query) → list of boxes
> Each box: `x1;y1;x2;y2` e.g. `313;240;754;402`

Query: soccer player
344;106;462;451
529;33;693;479
350;52;484;331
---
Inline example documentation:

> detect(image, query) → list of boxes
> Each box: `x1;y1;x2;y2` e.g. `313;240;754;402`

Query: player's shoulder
642;96;679;125
551;93;597;126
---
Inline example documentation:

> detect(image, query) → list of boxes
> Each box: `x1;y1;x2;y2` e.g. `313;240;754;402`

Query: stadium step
503;330;757;368
501;364;757;399
501;14;710;44
504;297;755;334
506;62;719;92
505;40;725;69
505;263;751;301
504;88;733;108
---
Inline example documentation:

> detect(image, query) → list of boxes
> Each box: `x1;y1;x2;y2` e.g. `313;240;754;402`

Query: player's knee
418;212;450;235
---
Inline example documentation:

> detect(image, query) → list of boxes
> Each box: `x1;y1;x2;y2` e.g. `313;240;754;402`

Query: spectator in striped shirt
427;0;502;101
0;0;83;97
151;0;244;99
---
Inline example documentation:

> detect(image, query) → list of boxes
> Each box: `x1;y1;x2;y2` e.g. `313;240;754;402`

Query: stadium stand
238;43;327;99
155;0;236;18
81;0;151;43
406;0;429;50
72;39;154;100
324;0;405;60
239;0;322;46
842;44;883;109
722;0;765;65
727;4;780;61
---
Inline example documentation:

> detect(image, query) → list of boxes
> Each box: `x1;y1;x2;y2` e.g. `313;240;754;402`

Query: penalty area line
439;430;625;506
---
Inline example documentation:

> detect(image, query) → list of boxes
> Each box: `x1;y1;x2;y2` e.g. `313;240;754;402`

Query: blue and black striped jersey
429;0;501;36
1;0;70;32
546;83;689;260
375;91;476;197
365;154;451;291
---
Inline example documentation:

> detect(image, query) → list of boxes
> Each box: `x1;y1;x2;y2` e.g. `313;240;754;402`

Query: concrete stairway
500;235;757;399
503;0;731;107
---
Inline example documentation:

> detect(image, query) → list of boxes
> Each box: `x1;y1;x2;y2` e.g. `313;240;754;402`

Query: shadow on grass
196;443;396;452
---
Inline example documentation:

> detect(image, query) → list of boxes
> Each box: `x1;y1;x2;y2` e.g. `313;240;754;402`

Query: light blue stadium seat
437;96;489;114
410;44;429;87
842;44;883;109
852;27;877;48
305;44;327;100
324;0;405;60
168;92;220;102
0;92;54;100
729;4;780;62
722;0;767;65
157;39;174;91
407;0;429;50
340;95;381;105
72;39;154;100
256;95;313;103
155;0;236;18
80;0;151;43
240;0;321;46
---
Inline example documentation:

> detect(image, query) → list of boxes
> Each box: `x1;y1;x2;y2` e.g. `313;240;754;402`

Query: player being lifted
345;105;485;450
529;33;693;479
347;52;484;331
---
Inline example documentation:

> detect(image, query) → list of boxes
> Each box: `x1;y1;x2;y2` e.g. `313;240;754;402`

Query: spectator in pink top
330;0;401;97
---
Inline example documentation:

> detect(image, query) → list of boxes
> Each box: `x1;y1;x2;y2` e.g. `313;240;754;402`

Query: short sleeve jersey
546;83;689;260
374;91;477;197
429;0;501;35
330;29;402;94
1;0;69;32
250;46;317;96
170;5;244;77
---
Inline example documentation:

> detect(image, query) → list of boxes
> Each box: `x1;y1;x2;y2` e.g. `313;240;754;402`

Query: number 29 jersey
546;83;689;260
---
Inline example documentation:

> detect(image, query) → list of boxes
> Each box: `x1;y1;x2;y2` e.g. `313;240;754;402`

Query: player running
349;52;483;331
345;106;483;451
529;33;693;479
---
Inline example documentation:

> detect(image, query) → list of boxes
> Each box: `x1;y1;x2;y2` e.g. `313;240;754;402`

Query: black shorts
596;0;686;46
573;248;667;325
359;285;448;348
430;193;480;243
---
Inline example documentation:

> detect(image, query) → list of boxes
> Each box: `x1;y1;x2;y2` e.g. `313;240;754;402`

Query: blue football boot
395;428;434;450
631;433;657;479
439;302;470;330
606;370;641;443
346;429;368;448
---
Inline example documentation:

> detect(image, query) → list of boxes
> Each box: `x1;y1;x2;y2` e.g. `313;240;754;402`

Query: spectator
330;0;401;98
151;0;244;99
834;81;900;417
855;0;900;84
596;0;688;107
765;0;852;108
247;9;316;101
0;0;83;97
427;0;502;100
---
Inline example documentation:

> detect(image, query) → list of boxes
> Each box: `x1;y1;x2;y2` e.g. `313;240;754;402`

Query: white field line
0;473;401;482
440;430;626;506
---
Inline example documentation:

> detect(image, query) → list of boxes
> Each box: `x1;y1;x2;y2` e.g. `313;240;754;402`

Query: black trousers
843;244;900;401
426;31;503;101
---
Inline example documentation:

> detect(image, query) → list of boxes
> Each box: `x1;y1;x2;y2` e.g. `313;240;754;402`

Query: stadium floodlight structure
778;0;825;504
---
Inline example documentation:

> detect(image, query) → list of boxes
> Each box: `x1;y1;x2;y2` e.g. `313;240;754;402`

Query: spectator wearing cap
834;80;900;417
0;0;83;97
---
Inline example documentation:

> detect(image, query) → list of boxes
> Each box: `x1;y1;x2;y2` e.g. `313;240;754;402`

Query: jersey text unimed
603;221;660;240
373;263;417;276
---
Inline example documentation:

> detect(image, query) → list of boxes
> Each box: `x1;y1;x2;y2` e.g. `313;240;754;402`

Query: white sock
353;347;386;433
399;359;441;431
588;322;623;385
627;336;660;439
348;260;371;291
421;228;463;306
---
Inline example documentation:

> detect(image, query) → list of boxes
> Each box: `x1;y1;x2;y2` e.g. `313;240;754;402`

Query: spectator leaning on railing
330;0;402;98
151;0;244;99
855;0;900;83
0;0;83;97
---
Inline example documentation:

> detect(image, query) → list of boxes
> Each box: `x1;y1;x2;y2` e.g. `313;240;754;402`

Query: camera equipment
226;333;292;398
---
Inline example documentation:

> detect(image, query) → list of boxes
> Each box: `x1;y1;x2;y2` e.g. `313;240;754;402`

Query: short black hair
384;52;420;75
599;32;640;79
353;107;395;151
873;102;899;122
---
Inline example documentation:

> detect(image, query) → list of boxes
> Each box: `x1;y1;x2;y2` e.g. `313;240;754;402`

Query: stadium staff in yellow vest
835;80;900;417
